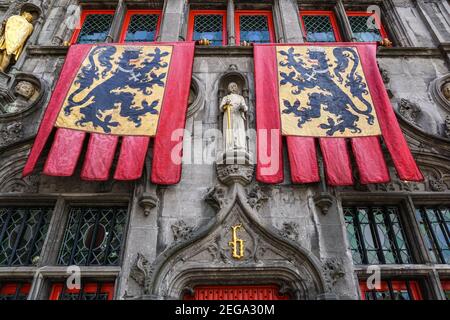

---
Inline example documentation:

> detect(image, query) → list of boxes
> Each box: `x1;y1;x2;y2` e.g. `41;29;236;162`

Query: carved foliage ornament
129;253;153;295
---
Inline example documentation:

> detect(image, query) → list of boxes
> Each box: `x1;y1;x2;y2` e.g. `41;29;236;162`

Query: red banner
23;42;195;184
254;43;423;186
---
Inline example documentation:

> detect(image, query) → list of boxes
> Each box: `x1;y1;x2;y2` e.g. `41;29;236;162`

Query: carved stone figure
0;12;34;73
443;82;450;101
219;82;248;152
14;80;35;99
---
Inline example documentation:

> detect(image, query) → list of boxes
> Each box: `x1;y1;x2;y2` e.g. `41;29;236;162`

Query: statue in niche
443;82;450;101
219;82;248;153
0;11;34;73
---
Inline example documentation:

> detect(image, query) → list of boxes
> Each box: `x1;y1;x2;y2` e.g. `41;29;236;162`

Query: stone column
227;0;236;45
334;0;355;42
159;0;186;42
274;0;304;43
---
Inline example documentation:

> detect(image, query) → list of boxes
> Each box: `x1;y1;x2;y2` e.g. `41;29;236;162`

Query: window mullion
106;0;126;43
334;0;354;41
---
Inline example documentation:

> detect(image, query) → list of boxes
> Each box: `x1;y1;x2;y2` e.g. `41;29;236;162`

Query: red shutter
184;285;289;300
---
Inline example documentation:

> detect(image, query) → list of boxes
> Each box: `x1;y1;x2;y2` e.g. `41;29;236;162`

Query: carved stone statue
219;82;248;153
2;80;37;114
0;12;34;73
443;82;450;101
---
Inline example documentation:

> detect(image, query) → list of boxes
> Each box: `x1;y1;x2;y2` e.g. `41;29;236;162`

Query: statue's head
15;81;36;99
21;11;34;23
443;82;450;101
228;82;239;94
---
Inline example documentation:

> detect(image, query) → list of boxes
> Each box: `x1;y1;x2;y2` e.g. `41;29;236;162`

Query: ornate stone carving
205;184;228;211
0;121;23;146
278;222;299;241
138;193;159;216
216;163;254;186
313;192;335;215
322;257;345;292
129;253;153;295
443;82;450;101
375;180;421;192
186;75;204;118
429;177;447;192
444;115;450;138
171;220;194;242
430;74;450;112
246;184;268;211
398;98;421;125
0;174;39;193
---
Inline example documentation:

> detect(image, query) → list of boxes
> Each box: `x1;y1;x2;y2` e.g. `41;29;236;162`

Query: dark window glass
344;206;412;264
0;282;31;300
360;280;422;300
416;207;449;264
125;14;159;42
57;207;127;266
302;15;336;42
50;282;114;300
239;15;270;44
0;207;52;266
192;15;224;46
348;15;383;42
77;14;114;44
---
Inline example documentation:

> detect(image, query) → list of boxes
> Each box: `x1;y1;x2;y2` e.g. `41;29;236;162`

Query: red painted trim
184;285;290;300
346;11;388;40
359;280;423;300
187;10;227;45
70;10;115;44
299;10;342;42
235;10;275;45
119;10;162;43
49;282;114;300
0;283;31;297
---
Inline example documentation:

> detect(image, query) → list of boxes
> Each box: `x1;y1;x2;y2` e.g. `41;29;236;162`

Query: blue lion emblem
279;47;375;136
63;45;169;133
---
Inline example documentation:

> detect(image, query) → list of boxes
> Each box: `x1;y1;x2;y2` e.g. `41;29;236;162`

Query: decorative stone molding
322;257;345;292
138;193;159;216
313;192;335;215
186;75;204;118
0;121;23;147
205;184;228;211
430;74;450;112
444;115;450;138
278;222;299;242
129;253;153;295
0;174;39;193
216;163;254;186
171;220;194;242
246;184;268;211
398;98;421;125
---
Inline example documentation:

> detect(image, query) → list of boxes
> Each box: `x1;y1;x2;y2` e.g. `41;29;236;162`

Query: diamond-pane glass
344;206;412;265
302;15;336;42
193;15;224;46
125;14;159;42
77;14;114;44
348;15;382;42
239;15;270;44
416;207;450;264
0;207;52;266
57;207;127;266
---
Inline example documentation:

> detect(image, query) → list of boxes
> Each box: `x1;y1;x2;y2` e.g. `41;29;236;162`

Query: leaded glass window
301;14;338;42
76;13;114;44
124;14;160;42
191;14;225;46
344;206;412;264
57;207;127;266
360;280;422;300
415;207;449;264
0;282;31;300
238;14;272;44
50;282;114;300
348;14;383;42
0;207;52;266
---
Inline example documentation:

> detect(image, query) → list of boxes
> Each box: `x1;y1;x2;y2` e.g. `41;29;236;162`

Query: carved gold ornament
228;224;245;259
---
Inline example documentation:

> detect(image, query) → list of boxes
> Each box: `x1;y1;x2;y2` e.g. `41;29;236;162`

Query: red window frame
442;281;450;299
187;10;227;45
346;11;388;40
184;285;290;300
359;280;423;300
119;10;162;43
0;282;31;299
70;10;116;44
49;282;114;300
299;10;342;42
235;10;275;45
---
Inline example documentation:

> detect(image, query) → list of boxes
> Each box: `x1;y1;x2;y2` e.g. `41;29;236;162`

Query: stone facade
0;0;449;300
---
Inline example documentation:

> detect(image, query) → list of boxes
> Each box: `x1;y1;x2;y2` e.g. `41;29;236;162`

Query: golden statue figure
0;12;34;73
